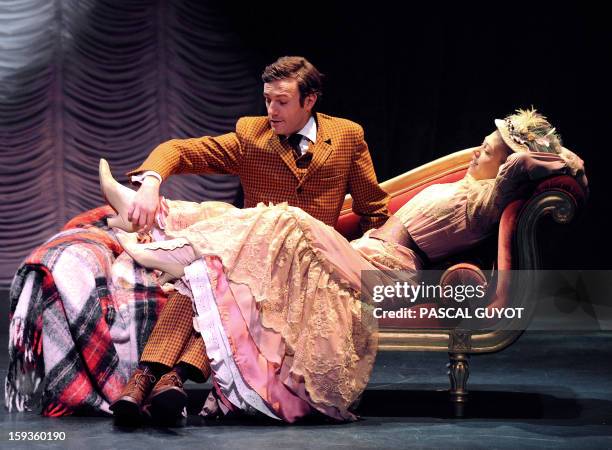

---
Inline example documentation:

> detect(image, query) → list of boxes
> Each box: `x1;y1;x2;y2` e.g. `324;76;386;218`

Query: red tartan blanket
5;206;168;416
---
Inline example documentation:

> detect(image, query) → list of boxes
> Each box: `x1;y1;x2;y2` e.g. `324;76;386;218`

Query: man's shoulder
236;116;270;137
317;113;363;136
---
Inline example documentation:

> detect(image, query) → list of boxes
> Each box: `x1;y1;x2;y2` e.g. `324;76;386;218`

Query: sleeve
469;151;571;230
559;147;589;193
347;125;391;233
126;124;244;180
130;171;162;185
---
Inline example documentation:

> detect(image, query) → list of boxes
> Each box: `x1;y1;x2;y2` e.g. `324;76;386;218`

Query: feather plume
507;107;563;153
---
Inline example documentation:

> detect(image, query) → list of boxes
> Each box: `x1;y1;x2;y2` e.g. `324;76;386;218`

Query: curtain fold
0;0;261;288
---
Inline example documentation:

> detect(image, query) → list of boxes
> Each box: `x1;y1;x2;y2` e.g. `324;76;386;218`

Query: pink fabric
206;256;334;422
398;184;483;262
166;202;377;422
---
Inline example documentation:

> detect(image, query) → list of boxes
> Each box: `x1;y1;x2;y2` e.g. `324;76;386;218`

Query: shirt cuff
131;171;162;185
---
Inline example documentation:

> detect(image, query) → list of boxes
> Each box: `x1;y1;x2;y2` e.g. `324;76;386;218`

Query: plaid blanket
5;206;167;416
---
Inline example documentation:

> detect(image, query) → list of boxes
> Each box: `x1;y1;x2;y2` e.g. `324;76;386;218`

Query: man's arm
127;131;242;180
347;126;390;233
125;126;243;229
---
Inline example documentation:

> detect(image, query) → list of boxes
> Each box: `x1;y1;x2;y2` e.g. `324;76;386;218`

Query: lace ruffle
163;201;378;419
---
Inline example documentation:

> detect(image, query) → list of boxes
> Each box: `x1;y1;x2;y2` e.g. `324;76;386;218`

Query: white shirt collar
296;115;317;143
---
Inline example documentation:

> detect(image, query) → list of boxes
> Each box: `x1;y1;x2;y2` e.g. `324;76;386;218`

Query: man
126;56;388;232
110;56;389;422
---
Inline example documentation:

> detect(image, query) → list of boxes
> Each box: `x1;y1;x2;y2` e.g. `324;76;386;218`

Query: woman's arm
469;151;575;230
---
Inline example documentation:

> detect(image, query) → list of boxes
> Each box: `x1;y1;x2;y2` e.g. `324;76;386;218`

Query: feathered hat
495;107;563;154
495;107;584;176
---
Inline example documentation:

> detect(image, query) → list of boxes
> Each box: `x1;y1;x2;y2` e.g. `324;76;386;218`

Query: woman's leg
115;232;197;279
99;159;140;232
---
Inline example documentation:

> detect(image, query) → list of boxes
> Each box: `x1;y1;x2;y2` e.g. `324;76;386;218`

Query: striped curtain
0;0;263;287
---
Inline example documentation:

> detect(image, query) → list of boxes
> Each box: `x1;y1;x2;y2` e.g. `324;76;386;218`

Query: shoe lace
132;371;156;389
164;373;183;388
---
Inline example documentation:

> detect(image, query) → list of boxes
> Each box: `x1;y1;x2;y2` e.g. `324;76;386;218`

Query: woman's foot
99;159;137;232
115;232;196;279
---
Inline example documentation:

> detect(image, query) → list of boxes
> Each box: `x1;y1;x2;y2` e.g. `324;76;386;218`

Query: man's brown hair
262;56;323;111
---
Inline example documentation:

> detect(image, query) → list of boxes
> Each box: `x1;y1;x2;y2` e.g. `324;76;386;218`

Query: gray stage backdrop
0;0;263;288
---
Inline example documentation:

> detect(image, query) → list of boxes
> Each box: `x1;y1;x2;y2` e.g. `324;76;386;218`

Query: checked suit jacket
129;112;390;232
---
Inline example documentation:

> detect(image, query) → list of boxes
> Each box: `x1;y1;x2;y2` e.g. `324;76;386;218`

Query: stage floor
1;307;611;449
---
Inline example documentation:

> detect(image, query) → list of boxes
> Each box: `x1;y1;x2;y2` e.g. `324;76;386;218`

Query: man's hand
128;176;161;230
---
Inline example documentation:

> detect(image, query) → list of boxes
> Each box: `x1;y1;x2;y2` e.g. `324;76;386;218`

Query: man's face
263;78;316;136
467;130;511;180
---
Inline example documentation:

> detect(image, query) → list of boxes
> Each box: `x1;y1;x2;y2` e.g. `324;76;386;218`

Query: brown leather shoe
110;367;156;422
147;370;188;421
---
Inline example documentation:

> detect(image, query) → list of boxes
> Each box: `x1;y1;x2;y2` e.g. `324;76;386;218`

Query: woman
102;108;585;423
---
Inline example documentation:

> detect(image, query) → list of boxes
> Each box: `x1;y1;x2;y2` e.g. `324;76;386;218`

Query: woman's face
468;130;511;180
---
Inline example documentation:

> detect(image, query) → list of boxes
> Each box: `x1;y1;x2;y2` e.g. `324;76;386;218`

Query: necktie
288;133;303;158
287;133;312;169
